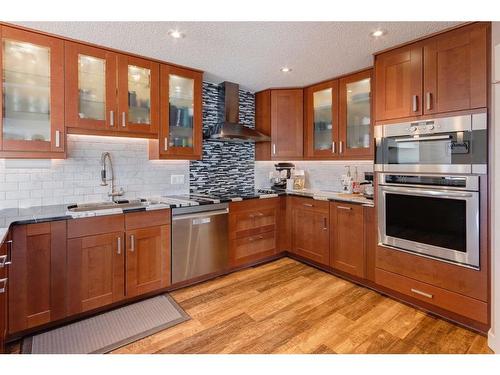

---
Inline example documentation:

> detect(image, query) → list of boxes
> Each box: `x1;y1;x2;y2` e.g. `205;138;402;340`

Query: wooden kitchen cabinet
65;42;118;134
0;26;65;158
304;80;339;158
255;89;303;160
423;23;488;115
330;202;365;278
149;64;203;160
67;232;125;316
8;222;67;334
125;209;171;297
375;43;423;122
290;197;330;266
375;22;488;122
0;240;9;353
229;198;279;267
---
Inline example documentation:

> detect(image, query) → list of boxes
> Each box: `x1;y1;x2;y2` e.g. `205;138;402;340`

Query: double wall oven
375;113;486;269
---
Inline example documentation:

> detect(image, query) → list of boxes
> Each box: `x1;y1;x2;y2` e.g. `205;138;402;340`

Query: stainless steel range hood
206;81;271;142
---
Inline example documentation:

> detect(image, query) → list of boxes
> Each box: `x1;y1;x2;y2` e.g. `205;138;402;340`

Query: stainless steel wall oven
378;174;480;269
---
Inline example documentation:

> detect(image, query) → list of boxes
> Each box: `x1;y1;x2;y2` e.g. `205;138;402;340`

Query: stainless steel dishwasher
171;203;229;284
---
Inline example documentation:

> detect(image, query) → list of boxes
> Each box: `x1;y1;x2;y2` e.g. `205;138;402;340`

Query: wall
189;82;255;194
489;21;500;353
255;160;374;191
0;134;189;210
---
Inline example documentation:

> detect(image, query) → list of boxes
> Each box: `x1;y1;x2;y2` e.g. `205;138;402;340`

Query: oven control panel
408;121;440;134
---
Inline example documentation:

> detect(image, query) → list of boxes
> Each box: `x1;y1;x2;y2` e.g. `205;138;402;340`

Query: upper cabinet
0;26;65;158
304;80;339;158
339;69;373;158
117;55;159;135
375;22;488;123
304;69;373;160
66;43;160;138
149;65;203;160
255;89;303;160
65;42;117;133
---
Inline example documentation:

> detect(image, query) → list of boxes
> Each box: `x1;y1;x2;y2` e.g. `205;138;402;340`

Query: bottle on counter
352;167;361;194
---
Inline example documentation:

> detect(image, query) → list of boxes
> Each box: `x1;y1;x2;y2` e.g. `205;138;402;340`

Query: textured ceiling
14;21;460;92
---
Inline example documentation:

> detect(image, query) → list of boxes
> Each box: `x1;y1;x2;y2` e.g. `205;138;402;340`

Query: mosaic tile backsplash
190;82;255;194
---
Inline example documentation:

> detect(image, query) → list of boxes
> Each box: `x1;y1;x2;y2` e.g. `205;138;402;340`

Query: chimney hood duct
206;81;271;143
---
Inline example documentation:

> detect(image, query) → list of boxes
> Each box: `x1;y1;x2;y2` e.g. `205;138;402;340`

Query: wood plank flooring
110;258;492;354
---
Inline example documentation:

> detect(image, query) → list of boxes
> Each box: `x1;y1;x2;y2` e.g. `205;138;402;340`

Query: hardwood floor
110;258;492;354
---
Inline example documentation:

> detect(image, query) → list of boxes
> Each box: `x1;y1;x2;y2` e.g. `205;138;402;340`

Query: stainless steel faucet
100;152;124;202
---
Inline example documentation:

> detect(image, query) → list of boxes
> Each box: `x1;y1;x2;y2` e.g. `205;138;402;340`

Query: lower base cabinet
125;225;171;297
8;222;67;334
290;197;330;266
67;232;125;315
229;198;279;267
330;202;365;278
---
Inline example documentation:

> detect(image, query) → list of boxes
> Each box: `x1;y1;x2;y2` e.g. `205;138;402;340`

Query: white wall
0;134;190;210
490;22;500;353
255;160;374;191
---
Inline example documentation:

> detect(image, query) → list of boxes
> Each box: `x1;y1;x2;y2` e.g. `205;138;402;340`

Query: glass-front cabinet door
339;69;373;158
65;42;117;132
0;26;64;156
305;80;338;158
158;64;202;159
117;55;159;135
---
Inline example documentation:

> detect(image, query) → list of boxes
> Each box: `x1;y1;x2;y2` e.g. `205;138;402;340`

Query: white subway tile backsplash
0;134;190;210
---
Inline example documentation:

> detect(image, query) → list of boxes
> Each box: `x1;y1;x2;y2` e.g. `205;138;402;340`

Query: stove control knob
409;126;417;132
427;124;435;131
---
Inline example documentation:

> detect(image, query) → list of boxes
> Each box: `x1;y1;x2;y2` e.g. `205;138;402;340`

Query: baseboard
488;329;498;353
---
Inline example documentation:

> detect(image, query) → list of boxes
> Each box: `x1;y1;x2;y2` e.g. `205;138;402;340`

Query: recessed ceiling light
371;29;387;38
280;67;292;73
168;30;185;39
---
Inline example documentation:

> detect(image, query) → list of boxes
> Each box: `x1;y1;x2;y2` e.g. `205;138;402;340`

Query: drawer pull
0;278;7;294
323;217;327;230
117;236;121;255
411;288;433;299
130;234;135;252
337;206;352;210
1;240;13;267
303;203;314;207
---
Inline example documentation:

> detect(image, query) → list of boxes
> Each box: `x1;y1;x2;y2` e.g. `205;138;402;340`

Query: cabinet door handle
3;240;13;267
323;217;327;230
426;92;432;110
164;137;168;151
272;144;276;155
412;95;418;112
337;205;352;210
110;110;114;127
303;203;314;207
331;141;336;153
339;141;343;154
0;278;7;294
55;130;61;148
411;288;433;299
130;235;135;252
117;236;121;255
122;112;127;127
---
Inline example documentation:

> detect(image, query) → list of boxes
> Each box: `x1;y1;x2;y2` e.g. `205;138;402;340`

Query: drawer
125;208;171;230
230;207;277;239
229;230;276;267
290;196;329;214
67;214;124;238
375;268;488;324
376;245;487;301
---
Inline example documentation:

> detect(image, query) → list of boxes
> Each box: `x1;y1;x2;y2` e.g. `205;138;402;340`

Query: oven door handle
395;135;452;143
380;186;475;199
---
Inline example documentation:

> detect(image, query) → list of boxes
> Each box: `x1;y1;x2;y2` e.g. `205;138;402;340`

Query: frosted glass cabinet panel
339;69;373;158
156;64;202;159
1;26;64;156
128;65;151;124
78;54;106;121
313;88;333;151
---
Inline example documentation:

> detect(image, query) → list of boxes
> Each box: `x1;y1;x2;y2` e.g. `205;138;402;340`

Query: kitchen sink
67;200;146;212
